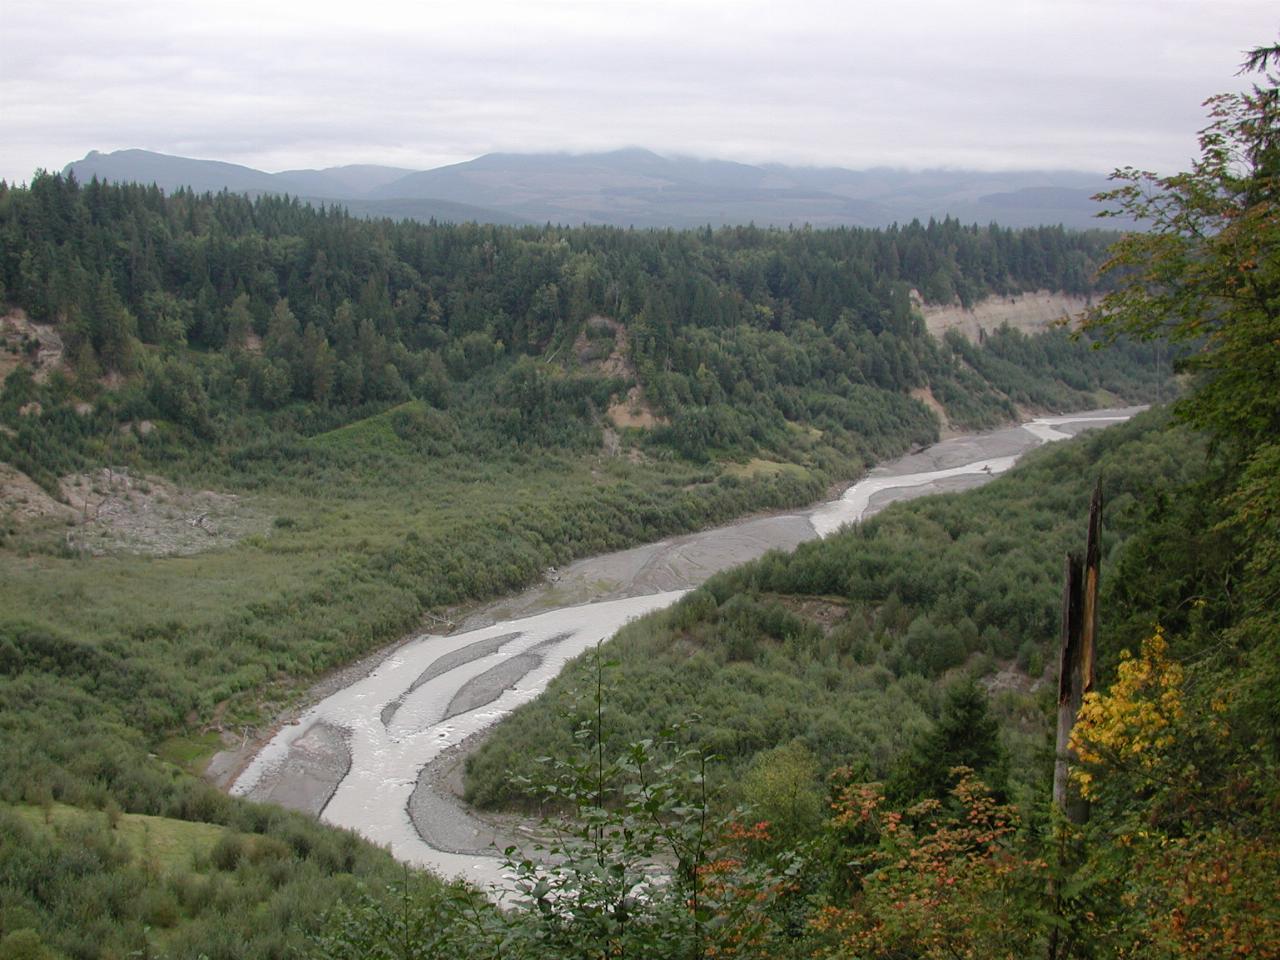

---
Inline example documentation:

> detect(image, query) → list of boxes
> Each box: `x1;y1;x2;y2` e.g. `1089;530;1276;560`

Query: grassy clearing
5;802;226;874
306;399;423;454
156;732;228;775
724;458;811;481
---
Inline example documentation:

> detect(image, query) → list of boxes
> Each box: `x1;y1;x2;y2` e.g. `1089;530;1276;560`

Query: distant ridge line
62;147;1129;231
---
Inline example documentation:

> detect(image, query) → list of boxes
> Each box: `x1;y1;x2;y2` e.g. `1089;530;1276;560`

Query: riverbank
455;408;1140;629
226;407;1142;892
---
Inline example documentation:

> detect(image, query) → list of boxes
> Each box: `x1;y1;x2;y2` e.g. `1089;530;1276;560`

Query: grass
725;458;810;480
306;399;424;454
156;731;227;775
5;802;226;873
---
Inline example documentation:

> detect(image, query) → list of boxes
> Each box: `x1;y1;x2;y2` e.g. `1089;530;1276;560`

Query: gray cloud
3;0;1275;183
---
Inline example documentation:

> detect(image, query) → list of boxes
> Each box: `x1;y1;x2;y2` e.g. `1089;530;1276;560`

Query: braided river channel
230;406;1142;892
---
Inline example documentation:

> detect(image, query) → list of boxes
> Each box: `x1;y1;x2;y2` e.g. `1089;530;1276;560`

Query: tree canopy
1085;41;1279;457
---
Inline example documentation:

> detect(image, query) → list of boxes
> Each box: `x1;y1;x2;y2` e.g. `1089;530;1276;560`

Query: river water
231;407;1141;891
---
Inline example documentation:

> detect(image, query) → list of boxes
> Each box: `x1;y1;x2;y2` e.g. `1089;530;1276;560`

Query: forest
0;169;1163;484
0;71;1256;959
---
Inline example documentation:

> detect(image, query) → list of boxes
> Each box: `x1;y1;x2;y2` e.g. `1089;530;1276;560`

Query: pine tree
887;678;1009;803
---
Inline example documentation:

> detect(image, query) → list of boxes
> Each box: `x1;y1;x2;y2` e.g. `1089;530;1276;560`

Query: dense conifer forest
0;172;1161;482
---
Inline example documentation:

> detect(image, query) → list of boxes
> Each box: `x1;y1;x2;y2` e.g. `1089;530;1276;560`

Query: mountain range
63;147;1127;230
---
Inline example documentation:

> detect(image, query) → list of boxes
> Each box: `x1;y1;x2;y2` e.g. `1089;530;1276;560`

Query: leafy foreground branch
314;610;1278;960
315;650;803;960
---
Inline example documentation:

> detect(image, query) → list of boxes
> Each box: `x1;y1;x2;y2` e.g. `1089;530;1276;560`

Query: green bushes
466;411;1202;809
0;796;447;959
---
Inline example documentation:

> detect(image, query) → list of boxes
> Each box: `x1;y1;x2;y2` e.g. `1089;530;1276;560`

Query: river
230;406;1141;891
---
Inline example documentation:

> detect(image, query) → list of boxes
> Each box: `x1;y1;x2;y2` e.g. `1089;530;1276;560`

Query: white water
809;454;1020;537
234;591;686;889
232;408;1140;891
810;413;1131;537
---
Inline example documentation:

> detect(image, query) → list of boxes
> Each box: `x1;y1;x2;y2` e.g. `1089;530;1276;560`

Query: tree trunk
1052;478;1102;823
1052;551;1083;816
1048;479;1103;960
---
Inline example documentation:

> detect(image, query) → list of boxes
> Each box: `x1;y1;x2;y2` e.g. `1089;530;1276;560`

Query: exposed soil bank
918;289;1090;341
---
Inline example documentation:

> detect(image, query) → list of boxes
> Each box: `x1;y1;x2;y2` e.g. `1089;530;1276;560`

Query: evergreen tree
887;678;1009;803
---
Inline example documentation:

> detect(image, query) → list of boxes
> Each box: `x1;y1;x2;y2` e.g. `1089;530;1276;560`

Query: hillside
0;176;1172;957
61;147;1130;230
462;51;1280;958
463;411;1197;810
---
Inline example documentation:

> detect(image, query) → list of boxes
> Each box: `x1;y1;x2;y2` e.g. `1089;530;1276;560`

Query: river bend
231;407;1140;891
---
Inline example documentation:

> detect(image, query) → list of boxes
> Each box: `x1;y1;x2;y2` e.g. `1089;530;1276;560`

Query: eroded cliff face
916;290;1091;341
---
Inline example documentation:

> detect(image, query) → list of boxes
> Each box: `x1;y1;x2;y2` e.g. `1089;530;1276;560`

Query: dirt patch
573;316;632;378
608;384;665;429
443;652;543;721
118;419;155;436
726;458;805;480
980;663;1043;696
408;730;539;855
910;385;947;424
58;466;270;556
438;632;568;723
570;316;666;430
601;426;622;457
0;464;73;523
0;310;64;384
237;721;352;817
910;385;965;439
917;290;1090;342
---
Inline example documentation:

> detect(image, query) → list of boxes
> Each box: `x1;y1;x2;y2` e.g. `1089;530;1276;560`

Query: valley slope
0;176;1170;958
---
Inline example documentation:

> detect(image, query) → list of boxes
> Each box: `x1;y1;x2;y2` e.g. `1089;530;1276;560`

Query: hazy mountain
64;150;529;225
367;148;894;227
64;147;1125;230
274;164;418;197
66;149;298;196
65;149;417;199
369;150;1122;229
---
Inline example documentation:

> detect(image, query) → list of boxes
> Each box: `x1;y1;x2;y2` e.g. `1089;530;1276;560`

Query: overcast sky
2;0;1275;184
